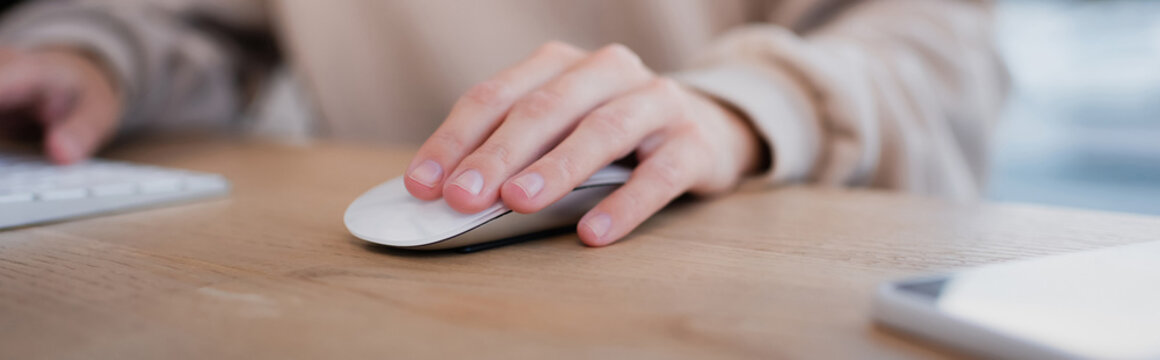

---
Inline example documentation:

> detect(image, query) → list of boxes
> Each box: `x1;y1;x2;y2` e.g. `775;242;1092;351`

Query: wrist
688;89;769;179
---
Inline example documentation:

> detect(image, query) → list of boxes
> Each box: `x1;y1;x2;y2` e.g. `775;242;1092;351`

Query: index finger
404;42;587;200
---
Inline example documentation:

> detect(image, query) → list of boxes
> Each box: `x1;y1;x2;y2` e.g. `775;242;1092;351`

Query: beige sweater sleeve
0;0;271;134
674;0;1008;200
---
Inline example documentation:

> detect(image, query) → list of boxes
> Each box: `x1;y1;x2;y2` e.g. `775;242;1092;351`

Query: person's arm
0;0;274;163
674;0;1008;200
405;0;1007;247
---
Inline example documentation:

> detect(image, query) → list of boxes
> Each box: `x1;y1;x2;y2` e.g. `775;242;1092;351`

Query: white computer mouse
345;165;631;250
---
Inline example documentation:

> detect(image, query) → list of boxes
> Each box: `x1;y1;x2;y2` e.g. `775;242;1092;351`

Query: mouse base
454;226;576;253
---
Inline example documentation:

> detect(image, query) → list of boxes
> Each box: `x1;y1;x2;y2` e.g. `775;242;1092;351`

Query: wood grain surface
2;136;1158;359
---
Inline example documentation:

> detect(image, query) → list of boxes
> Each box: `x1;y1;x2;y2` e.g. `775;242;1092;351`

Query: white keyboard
0;153;229;229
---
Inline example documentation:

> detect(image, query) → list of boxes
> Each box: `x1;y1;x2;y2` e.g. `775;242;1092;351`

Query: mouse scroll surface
345;165;631;250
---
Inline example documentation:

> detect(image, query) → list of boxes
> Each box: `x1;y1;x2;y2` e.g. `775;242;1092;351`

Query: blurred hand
0;48;122;164
404;42;764;247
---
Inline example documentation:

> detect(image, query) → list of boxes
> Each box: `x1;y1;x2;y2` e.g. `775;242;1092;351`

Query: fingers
500;78;685;214
408;41;761;246
577;133;707;246
0;50;120;164
442;44;655;213
405;41;587;200
42;85;119;164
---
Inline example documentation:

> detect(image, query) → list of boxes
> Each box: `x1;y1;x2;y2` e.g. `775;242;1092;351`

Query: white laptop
874;240;1160;360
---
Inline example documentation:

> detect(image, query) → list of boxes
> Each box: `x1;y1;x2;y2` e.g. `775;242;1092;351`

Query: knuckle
649;77;682;96
674;131;715;177
536;41;585;60
651;78;688;119
671;120;705;141
685;134;714;161
594;43;643;68
460;80;513;109
513;88;564;119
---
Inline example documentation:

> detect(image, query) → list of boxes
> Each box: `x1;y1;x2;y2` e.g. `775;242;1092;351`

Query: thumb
13;61;92;164
31;51;121;165
0;53;91;163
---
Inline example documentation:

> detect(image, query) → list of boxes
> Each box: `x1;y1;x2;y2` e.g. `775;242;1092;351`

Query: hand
405;42;764;246
0;48;122;164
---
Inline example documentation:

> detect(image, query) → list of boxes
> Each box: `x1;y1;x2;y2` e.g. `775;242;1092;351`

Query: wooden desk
3;138;1159;359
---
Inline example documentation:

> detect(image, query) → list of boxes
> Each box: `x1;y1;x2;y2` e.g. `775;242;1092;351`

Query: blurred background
1;0;1156;214
989;0;1160;215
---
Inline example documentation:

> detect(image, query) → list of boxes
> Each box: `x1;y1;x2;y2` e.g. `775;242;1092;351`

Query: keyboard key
37;188;88;201
91;183;137;197
183;175;229;191
139;178;182;193
0;191;35;203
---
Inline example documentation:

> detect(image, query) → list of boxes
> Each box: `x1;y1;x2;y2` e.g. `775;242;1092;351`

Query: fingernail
451;169;484;196
583;212;612;242
408;160;443;188
511;172;544;199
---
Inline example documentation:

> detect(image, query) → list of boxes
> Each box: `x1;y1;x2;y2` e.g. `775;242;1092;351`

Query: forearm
674;0;1008;199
